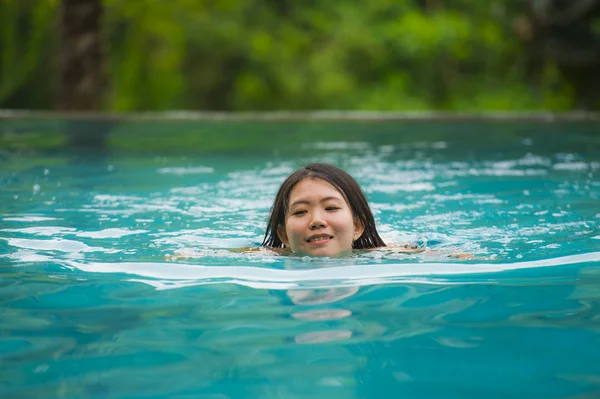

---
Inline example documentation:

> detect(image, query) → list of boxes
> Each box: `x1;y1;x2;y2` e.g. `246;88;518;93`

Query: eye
325;206;341;211
292;210;307;216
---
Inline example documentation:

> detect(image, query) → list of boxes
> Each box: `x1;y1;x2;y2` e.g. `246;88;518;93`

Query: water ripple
55;252;600;290
3;238;110;253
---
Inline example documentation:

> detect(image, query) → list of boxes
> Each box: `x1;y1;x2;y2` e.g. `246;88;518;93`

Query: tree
58;0;106;110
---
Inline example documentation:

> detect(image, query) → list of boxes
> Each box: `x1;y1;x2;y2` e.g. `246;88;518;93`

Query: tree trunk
524;0;600;109
58;0;105;111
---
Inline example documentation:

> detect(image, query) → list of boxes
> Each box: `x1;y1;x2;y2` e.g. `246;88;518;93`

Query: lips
306;234;333;243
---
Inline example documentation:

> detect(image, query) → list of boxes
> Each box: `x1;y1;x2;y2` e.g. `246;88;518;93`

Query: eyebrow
289;196;344;208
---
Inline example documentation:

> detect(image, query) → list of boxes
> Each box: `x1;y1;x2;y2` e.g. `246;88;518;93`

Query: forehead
288;177;345;202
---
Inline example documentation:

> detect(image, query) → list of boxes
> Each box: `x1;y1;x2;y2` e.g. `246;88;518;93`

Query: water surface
1;120;599;398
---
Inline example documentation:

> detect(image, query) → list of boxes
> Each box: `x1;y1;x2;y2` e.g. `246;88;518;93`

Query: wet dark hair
262;163;386;250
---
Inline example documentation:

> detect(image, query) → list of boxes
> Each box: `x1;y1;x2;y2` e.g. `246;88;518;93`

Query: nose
309;210;327;230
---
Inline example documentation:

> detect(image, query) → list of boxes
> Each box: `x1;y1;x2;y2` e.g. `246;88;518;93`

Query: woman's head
262;163;386;256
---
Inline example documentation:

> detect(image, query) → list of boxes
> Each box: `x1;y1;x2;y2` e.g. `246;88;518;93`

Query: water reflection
288;286;358;344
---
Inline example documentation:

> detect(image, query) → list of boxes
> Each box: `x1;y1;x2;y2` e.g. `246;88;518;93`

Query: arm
368;244;474;259
229;246;289;255
166;246;287;260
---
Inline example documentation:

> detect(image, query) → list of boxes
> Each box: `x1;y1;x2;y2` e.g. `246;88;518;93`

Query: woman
262;163;389;256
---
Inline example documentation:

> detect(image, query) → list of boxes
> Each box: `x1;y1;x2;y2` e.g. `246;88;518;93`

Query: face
277;178;364;257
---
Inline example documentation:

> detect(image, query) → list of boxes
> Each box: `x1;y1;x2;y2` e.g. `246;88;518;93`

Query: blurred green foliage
0;0;590;111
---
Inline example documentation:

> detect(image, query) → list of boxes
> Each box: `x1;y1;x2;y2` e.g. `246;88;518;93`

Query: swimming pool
1;117;599;398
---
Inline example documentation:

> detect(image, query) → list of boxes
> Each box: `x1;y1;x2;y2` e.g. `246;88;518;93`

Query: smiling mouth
306;235;332;243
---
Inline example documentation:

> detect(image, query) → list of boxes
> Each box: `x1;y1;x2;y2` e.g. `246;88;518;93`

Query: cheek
285;219;303;240
331;212;355;231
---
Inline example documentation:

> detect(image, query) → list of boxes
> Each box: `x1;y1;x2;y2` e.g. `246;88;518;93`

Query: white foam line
63;252;600;290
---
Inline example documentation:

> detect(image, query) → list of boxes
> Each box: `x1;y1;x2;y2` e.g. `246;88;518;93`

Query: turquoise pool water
1;119;599;398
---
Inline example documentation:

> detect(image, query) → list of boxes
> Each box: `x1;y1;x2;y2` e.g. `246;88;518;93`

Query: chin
301;247;351;258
